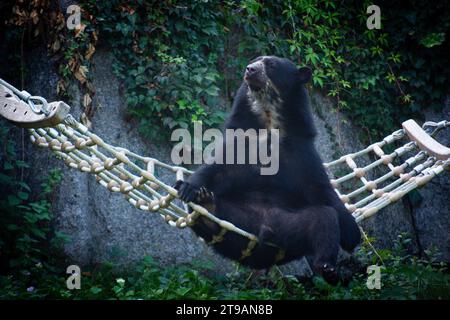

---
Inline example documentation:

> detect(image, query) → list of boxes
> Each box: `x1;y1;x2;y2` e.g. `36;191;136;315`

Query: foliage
0;234;448;300
51;7;98;127
79;0;229;141
0;126;67;293
77;0;449;142
0;0;449;301
2;0;448;140
1;0;98;127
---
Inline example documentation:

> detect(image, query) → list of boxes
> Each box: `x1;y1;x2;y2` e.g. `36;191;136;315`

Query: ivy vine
2;0;449;141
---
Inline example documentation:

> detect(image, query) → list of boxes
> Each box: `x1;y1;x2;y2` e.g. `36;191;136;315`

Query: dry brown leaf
68;58;77;72
52;39;60;52
80;112;92;129
30;10;39;24
83;93;92;108
74;65;88;84
86;81;96;94
85;44;96;60
74;23;86;38
56;79;66;95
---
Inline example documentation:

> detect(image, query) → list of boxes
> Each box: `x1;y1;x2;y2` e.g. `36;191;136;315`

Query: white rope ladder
1;79;449;258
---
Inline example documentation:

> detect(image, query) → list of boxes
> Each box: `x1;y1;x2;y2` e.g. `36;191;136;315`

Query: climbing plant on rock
81;0;449;142
2;0;449;141
3;0;98;127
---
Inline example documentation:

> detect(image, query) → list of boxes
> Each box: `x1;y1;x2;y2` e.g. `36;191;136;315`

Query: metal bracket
0;84;70;128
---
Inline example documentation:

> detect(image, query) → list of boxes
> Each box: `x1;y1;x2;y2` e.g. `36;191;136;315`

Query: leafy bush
0;232;449;300
82;0;231;140
0;126;68;297
3;1;448;140
77;0;449;142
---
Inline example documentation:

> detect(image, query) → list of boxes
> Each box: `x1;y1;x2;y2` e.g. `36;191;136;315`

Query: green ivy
79;0;448;142
0;125;67;284
0;234;448;299
82;0;229;141
2;1;449;141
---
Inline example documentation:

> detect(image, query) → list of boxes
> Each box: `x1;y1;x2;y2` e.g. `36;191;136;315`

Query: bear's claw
197;186;214;203
174;180;214;204
321;263;339;285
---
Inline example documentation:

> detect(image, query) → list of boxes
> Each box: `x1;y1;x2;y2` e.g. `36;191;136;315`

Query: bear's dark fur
175;56;361;283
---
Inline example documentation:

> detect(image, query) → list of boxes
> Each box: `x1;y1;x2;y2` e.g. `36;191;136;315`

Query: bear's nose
246;66;256;74
245;65;259;79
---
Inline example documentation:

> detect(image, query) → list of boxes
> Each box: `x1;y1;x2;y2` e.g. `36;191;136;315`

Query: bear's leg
305;206;340;285
306;255;339;285
285;206;340;285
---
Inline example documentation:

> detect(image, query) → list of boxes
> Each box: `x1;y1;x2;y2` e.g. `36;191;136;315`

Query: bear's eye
265;60;275;69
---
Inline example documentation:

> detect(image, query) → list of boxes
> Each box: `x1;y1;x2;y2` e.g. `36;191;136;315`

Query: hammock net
1;79;449;256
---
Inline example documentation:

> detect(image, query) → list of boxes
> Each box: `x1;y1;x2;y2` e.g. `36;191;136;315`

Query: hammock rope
1;79;449;258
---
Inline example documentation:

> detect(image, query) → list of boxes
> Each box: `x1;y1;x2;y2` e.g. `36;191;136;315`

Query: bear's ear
297;67;312;84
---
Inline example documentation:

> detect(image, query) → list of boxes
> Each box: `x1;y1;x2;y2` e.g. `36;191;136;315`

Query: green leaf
204;86;219;96
7;195;21;206
90;287;103;295
17;191;29;201
419;33;446;48
176;287;191;296
4;162;14;170
6;224;19;231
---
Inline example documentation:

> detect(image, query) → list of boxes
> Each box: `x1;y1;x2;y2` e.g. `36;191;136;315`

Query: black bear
174;56;361;283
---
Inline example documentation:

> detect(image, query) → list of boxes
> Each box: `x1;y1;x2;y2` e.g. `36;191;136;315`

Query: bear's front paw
174;180;199;203
174;180;214;204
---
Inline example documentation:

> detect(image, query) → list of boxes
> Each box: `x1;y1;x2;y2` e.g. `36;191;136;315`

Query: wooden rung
402;119;450;161
0;85;70;128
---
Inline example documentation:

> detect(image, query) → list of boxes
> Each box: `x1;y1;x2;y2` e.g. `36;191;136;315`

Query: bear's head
244;56;311;97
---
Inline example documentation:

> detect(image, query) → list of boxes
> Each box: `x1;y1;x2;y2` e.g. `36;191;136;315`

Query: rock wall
1;42;449;274
415;99;450;260
22;48;235;272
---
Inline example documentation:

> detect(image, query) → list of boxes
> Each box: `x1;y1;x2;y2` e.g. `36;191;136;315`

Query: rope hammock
1;78;450;260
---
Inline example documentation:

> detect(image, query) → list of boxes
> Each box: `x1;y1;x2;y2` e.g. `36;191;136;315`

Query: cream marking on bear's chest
248;80;284;133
